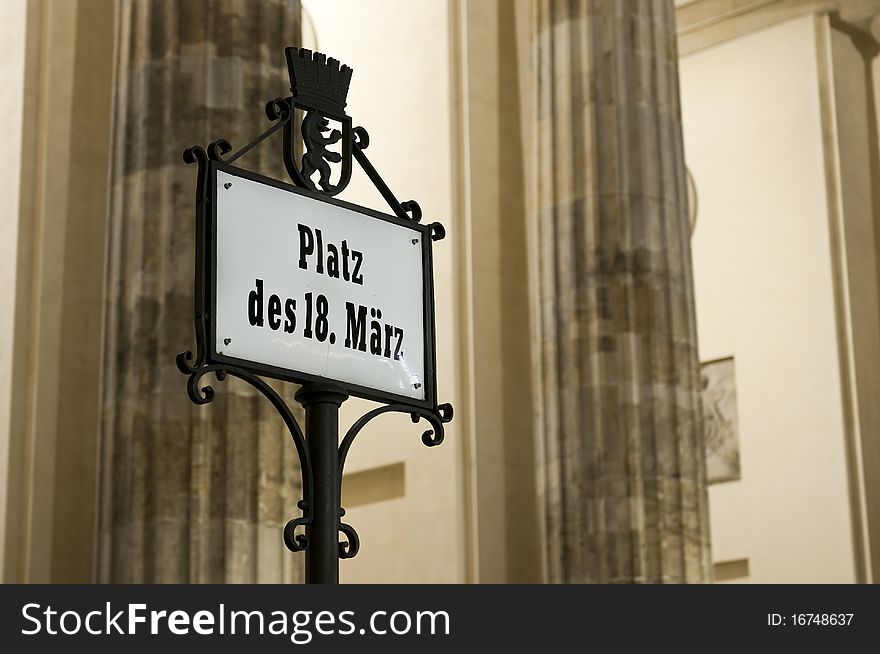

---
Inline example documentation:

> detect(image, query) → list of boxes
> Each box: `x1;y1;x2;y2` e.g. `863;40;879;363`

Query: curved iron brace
206;98;292;165
176;360;314;553
335;402;454;557
351;126;445;242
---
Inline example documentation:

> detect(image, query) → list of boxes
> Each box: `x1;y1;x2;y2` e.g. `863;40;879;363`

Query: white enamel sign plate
211;165;430;403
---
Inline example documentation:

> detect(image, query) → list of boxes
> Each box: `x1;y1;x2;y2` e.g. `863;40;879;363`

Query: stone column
98;0;303;583
533;0;712;583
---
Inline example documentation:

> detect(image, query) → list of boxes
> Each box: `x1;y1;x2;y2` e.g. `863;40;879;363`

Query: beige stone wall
450;0;540;584
0;0;114;583
0;0;28;583
680;12;880;582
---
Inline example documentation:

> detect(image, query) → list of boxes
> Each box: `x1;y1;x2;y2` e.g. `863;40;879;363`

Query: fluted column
533;0;711;583
98;0;303;583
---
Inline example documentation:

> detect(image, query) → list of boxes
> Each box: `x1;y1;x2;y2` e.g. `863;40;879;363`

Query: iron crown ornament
283;48;354;195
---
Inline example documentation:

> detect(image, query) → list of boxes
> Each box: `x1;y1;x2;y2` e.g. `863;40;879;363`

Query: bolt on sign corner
208;163;437;408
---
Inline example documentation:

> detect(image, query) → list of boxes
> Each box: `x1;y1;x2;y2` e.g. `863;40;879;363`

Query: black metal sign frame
176;48;453;583
206;161;440;411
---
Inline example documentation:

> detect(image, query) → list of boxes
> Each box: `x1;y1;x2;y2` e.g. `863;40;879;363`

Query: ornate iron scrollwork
338;513;360;559
334;403;453;554
176;359;314;552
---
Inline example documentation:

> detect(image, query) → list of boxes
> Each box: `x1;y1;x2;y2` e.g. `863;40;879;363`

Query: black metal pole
295;382;348;584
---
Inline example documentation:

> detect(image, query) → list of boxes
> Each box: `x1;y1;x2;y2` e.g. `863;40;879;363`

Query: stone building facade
0;0;878;584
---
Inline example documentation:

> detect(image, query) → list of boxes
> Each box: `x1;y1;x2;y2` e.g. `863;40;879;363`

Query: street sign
208;162;436;407
178;47;453;583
